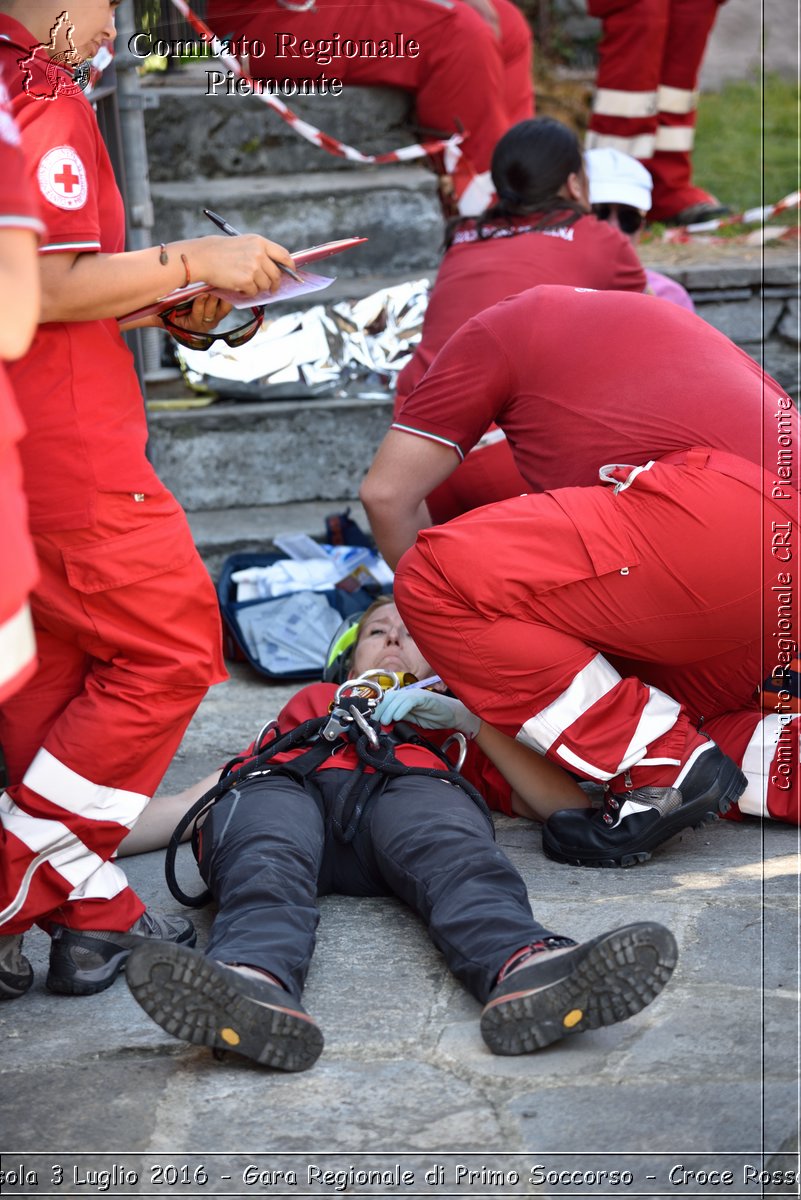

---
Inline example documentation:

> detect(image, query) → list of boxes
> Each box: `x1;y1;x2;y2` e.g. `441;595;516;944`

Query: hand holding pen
203;209;304;284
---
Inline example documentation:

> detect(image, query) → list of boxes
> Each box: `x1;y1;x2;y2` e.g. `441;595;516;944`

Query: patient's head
349;598;433;681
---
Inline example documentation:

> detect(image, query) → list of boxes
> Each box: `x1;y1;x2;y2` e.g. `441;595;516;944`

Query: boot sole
0;968;34;1000
480;922;678;1055
126;943;323;1072
46;926;197;996
542;758;747;868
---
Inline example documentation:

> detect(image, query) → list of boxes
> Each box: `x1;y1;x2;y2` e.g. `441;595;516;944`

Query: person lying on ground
125;598;678;1071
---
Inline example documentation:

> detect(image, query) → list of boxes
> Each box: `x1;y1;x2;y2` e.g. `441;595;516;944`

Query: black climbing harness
164;671;493;908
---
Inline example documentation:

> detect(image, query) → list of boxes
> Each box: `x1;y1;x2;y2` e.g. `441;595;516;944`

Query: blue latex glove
374;688;481;739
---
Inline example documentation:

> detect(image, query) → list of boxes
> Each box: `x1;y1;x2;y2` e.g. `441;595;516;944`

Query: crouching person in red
362;286;800;864
0;0;300;1000
125;599;677;1070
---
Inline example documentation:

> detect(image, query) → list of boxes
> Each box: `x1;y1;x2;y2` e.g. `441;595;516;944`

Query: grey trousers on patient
194;767;555;1003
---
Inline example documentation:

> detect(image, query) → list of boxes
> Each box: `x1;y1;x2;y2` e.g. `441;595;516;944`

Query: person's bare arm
117;771;219;857
360;430;459;568
0;227;39;359
375;688;590;822
474;723;590;820
39;234;296;324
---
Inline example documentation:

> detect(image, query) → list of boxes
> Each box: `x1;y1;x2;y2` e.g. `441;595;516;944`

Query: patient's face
350;603;433;681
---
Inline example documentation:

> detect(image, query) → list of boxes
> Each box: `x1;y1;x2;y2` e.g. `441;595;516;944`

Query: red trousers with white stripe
703;712;800;823
586;0;725;219
0;491;226;935
0;436;38;705
205;0;534;177
395;452;799;817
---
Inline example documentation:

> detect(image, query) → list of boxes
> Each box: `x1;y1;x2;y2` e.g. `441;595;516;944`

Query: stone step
148;393;393;513
141;68;417;179
150;166;443;277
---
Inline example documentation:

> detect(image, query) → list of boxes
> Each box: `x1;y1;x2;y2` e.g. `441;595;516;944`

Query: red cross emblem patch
38;145;88;210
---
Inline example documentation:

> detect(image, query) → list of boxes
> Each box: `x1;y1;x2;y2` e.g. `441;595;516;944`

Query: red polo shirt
393;285;797;492
395;212;646;405
0;15;160;532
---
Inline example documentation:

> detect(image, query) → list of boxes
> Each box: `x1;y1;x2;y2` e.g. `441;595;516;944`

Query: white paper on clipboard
118;237;367;324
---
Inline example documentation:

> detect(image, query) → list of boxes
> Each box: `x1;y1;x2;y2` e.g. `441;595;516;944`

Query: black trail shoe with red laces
126;943;324;1072
480;922;678;1055
542;742;746;868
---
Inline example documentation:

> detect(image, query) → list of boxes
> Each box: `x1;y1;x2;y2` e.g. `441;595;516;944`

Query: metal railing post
114;3;161;396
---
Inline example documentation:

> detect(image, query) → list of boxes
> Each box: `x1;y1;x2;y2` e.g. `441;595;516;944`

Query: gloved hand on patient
374;688;482;739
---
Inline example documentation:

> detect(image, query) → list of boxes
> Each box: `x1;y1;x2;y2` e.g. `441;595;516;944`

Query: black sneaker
669;199;730;225
126;942;323;1072
542;742;746;868
47;910;196;996
480;922;678;1055
0;933;34;1000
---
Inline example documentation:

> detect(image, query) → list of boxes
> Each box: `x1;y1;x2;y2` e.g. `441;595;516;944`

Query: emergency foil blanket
176;279;430;401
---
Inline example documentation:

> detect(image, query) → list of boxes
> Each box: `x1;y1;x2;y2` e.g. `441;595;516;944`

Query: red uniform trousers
586;0;724;219
0;490;226;935
395;452;799;817
486;0;534;127
206;0;534;177
703;712;800;824
0;434;38;704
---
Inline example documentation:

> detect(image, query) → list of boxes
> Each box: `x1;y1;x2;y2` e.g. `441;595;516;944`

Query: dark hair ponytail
444;117;587;249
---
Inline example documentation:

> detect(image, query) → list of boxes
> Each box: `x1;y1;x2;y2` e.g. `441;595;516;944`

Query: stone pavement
1;664;799;1200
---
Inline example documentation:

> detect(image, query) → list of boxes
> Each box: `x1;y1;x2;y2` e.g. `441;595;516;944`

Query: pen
203;207;305;284
404;675;442;690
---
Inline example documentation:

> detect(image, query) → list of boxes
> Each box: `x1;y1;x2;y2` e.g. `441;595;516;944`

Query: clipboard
119;237;368;324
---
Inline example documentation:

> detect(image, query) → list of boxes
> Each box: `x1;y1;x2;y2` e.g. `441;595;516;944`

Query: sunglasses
370;671;420;690
343;669;421;694
160;304;264;352
592;204;645;235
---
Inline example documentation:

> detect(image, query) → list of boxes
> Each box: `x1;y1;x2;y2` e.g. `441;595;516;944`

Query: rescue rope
164;716;328;907
164;704;492;908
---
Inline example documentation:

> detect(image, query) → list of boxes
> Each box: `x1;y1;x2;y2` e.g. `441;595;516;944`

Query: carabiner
441;732;468;773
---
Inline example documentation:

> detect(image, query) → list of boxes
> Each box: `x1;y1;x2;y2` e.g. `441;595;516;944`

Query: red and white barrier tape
658;190;800;244
165;0;493;214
